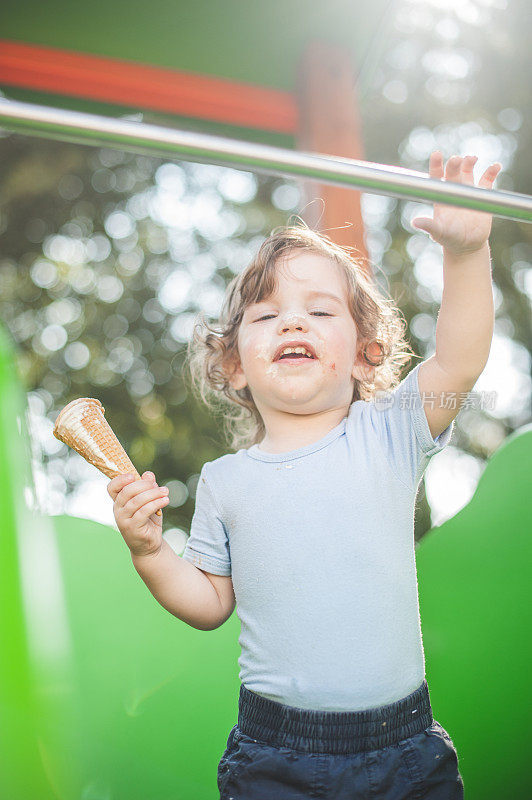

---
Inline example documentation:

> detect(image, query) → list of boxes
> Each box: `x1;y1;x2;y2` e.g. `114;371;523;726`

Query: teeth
279;346;313;358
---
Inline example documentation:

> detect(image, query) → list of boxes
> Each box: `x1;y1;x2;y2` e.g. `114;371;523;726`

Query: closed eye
254;312;333;322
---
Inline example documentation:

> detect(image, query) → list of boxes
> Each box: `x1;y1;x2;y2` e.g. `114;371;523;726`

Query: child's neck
257;404;350;454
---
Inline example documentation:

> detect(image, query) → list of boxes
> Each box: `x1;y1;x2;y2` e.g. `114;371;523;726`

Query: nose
278;312;308;334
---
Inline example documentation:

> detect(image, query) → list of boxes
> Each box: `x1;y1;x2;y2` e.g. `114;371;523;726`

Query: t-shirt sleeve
181;464;232;576
368;361;454;490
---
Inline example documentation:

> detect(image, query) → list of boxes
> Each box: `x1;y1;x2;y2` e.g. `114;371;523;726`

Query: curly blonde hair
184;220;416;451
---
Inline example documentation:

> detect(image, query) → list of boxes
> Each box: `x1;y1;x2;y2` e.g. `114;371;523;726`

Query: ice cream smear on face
246;331;331;400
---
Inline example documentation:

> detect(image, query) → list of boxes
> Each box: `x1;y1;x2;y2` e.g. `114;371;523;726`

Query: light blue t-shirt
181;362;454;711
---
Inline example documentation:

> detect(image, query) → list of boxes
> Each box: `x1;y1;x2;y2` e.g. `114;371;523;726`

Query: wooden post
296;41;370;276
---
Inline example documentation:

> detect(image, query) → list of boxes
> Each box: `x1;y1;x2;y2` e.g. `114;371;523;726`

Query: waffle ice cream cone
53;397;162;516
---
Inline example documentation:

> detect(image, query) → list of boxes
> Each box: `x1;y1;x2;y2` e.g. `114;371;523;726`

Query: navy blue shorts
217;680;464;799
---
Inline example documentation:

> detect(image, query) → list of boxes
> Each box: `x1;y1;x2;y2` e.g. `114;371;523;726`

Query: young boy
108;151;501;798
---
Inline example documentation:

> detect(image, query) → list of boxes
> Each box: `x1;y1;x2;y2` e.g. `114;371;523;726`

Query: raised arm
411;152;502;439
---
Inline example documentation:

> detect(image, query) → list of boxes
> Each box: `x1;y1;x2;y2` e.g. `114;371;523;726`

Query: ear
351;343;378;385
352;358;375;385
225;354;247;391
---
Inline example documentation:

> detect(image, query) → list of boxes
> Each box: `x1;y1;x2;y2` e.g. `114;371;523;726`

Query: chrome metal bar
1;98;531;223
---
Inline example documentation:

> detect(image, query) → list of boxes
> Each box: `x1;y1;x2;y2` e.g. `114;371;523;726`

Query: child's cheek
252;335;272;364
238;328;264;359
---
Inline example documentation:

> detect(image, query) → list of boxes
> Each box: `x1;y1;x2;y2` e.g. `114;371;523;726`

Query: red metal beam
0;40;298;134
296;42;369;270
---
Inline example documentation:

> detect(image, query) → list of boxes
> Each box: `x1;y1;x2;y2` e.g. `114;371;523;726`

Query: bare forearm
435;243;494;380
131;539;223;630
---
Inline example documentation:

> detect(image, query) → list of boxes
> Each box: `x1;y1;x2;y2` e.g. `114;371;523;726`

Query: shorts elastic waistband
237;680;433;754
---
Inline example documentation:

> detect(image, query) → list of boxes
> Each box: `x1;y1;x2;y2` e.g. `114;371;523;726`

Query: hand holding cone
53;398;162;516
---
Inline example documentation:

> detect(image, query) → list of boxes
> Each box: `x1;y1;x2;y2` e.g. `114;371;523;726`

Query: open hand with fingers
412;151;503;256
107;470;170;558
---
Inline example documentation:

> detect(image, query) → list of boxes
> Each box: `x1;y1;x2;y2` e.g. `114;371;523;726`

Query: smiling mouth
273;340;318;361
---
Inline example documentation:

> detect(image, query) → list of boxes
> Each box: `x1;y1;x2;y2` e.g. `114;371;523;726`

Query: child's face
228;251;373;417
